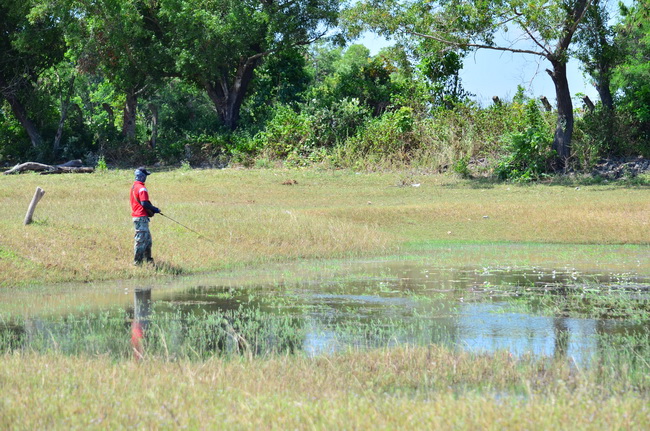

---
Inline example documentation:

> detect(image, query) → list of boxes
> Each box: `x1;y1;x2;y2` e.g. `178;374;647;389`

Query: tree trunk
593;1;614;111
53;75;76;154
548;60;574;167
0;77;43;149
122;89;138;140
204;58;259;130
545;0;589;169
595;75;615;148
595;77;613;110
102;103;115;125
147;103;158;149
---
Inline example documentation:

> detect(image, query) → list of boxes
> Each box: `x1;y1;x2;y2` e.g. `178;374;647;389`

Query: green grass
2;168;650;287
3;167;650;429
1;346;648;430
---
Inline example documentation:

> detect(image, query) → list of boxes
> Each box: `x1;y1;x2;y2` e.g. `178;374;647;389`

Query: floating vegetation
488;279;650;320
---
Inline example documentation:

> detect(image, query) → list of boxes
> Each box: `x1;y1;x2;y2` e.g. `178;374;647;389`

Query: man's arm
141;200;161;214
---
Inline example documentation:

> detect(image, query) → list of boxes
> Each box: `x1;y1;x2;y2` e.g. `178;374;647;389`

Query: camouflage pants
133;217;153;264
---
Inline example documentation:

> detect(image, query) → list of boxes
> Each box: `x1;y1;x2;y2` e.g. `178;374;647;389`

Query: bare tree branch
556;0;594;53
510;7;553;57
244;30;329;65
408;31;546;57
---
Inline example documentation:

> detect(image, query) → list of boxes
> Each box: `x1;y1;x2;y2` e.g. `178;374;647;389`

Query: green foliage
345;107;416;159
582;108;650;159
171;132;251;168
159;0;340;129
0;0;647;173
153;80;220;147
242;47;312;129
0;0;66;156
95;156;108;172
574;0;619;110
306;44;401;117
495;101;555;182
614;0;650;142
305;98;371;148
253;105;311;159
179;159;191;171
570;105;650;170
252;99;371;165
344;0;595;163
452;155;472;178
0;102;28;164
416;40;470;106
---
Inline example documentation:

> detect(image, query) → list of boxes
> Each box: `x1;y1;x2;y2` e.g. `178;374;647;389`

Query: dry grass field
2;168;650;287
2;168;650;430
2;346;648;430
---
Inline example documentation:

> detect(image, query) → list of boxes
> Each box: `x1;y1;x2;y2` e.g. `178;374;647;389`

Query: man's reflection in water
131;288;152;360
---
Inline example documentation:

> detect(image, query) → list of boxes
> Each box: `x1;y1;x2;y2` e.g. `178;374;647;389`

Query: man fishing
130;167;161;265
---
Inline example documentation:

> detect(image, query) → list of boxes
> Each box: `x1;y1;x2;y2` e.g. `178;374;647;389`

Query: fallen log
3;162;53;175
40;166;94;175
3;160;93;175
56;159;83;168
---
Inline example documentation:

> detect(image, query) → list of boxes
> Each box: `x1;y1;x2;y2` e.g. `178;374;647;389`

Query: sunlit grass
2;168;650;429
2;168;650;287
1;346;648;430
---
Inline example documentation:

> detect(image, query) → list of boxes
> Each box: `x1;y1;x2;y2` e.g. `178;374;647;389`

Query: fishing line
159;213;214;243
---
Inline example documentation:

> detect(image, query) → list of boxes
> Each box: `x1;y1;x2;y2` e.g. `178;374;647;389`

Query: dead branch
3;160;93;175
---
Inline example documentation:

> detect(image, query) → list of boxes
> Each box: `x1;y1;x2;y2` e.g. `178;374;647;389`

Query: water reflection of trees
0;278;648;367
553;318;569;360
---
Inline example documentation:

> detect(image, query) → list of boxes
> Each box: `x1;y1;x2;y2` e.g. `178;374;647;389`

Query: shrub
495;100;555;182
345;107;415;157
176;133;244;168
253;105;311;158
573;106;650;168
305;98;370;148
95;156;108;172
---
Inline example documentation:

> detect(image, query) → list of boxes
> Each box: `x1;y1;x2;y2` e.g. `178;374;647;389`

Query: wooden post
24;187;45;225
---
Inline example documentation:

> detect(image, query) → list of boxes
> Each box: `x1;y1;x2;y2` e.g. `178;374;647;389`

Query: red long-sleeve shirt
130;181;150;217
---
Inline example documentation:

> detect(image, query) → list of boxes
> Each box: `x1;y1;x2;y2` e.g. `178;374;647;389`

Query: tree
574;0;619;110
159;0;339;130
334;53;396;115
613;0;650;140
0;0;65;150
415;39;470;107
66;0;171;141
344;0;593;167
304;44;400;115
241;46;313;128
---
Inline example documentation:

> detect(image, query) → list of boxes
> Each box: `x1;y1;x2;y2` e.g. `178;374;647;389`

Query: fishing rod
159;213;214;243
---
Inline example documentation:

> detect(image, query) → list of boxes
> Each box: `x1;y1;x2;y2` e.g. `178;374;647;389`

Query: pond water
2;260;650;363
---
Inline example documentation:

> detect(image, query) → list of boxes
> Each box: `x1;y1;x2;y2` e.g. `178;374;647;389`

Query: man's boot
144;247;153;264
